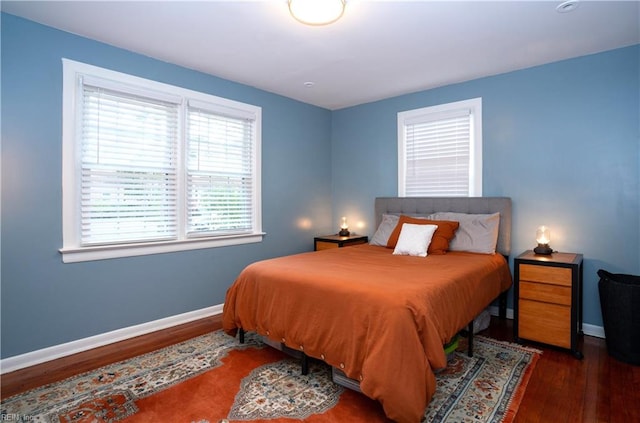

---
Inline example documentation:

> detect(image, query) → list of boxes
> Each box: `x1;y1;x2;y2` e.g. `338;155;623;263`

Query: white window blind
186;105;254;237
80;85;179;245
61;59;263;262
398;98;482;197
404;110;471;196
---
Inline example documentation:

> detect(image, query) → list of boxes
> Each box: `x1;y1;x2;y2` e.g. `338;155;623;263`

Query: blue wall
2;12;639;359
1;14;333;358
332;45;640;328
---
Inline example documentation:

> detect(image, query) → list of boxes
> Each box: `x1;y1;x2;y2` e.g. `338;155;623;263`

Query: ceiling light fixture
288;0;346;26
556;0;579;13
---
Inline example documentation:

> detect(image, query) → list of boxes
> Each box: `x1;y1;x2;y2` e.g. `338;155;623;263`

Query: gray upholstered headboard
374;197;512;257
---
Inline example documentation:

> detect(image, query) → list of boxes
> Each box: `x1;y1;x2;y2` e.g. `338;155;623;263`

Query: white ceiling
3;1;639;110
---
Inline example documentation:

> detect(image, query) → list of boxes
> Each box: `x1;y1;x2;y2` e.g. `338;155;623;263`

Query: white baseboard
489;306;605;339
0;304;223;375
582;323;605;339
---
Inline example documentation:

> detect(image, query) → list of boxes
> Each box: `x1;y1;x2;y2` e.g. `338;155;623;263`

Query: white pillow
392;223;438;257
428;212;500;254
369;214;400;246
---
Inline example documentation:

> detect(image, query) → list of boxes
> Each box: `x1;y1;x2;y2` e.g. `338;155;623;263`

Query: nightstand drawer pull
519;281;571;305
520;264;572;286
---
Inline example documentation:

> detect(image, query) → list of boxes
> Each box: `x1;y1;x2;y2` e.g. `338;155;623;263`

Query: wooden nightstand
314;234;368;251
514;250;584;358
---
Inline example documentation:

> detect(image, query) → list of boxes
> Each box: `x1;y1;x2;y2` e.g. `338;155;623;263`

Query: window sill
59;233;266;263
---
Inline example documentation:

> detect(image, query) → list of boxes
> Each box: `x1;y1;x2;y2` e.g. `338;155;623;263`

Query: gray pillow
428;212;500;254
369;214;400;246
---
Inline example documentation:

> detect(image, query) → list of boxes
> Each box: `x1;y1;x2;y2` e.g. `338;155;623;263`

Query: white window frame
60;59;263;263
398;97;482;197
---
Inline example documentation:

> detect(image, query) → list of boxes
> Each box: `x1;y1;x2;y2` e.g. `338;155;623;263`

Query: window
61;59;262;263
398;98;482;197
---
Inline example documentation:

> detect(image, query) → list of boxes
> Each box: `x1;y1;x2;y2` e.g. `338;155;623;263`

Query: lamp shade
288;0;346;26
536;226;550;245
534;225;552;255
339;216;350;236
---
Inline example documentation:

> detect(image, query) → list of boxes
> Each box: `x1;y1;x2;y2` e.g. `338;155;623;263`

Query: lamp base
534;244;553;255
338;229;350;237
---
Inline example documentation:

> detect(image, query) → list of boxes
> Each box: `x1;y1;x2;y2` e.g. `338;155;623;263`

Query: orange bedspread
222;244;512;423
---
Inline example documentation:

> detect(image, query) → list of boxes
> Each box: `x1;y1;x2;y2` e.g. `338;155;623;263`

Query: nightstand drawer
519;299;571;348
315;241;340;250
520;264;572;286
519;281;571;306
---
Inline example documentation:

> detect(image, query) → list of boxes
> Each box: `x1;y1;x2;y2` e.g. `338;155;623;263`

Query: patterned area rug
1;331;540;423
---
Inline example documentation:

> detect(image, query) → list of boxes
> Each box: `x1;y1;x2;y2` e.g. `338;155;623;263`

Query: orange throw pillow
386;215;459;255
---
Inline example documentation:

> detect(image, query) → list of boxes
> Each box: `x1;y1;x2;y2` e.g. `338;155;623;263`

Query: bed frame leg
238;328;245;344
301;353;309;375
499;291;508;319
467;320;474;358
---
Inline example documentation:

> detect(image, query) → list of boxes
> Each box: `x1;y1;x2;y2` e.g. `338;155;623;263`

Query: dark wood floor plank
609;357;640;423
538;351;572;423
580;336;602;423
565;350;588;423
597;341;612;423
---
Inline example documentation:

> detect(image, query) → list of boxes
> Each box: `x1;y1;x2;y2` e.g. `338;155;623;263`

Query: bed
222;197;512;423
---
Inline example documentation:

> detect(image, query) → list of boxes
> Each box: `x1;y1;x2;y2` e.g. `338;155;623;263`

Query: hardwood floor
2;315;638;422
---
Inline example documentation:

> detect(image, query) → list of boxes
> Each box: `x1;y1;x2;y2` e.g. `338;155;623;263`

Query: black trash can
597;269;640;365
